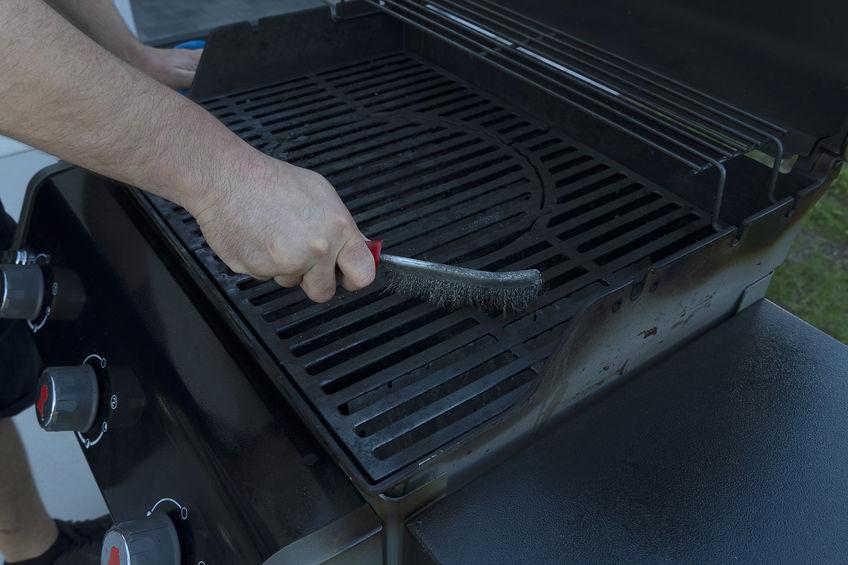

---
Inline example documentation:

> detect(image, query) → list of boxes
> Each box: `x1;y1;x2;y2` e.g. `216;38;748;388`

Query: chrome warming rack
359;0;787;229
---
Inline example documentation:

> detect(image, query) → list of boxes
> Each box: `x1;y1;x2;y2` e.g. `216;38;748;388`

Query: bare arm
44;0;201;89
0;0;375;301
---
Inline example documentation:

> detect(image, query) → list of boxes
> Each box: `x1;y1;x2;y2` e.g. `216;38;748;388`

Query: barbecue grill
8;1;847;563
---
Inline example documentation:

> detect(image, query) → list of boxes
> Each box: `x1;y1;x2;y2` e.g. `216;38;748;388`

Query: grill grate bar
292;297;421;354
243;91;335;118
361;359;535;452
347;338;529;424
343;66;439;95
265;107;356;136
361;175;531;236
317;314;480;393
555;174;632;204
328;326;495;406
299;124;449;173
548;185;657;230
341;141;509;209
318;52;414;82
602;219;712;272
303;304;452;371
333;134;481;193
575;204;689;257
285;120;393;160
362;349;548;463
273;289;400;336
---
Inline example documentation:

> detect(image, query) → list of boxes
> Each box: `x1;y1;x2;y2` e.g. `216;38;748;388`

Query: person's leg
0;418;59;562
0;418;58;562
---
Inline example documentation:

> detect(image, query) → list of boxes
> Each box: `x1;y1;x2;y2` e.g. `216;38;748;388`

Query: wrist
125;43;155;71
180;141;273;220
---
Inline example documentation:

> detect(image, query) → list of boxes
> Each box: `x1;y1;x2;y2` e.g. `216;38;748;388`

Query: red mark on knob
36;384;48;419
366;240;383;268
108;546;120;565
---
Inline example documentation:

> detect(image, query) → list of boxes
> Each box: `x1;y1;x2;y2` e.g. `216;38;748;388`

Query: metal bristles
379;254;544;313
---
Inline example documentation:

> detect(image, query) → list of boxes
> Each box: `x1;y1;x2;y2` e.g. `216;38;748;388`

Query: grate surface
147;52;715;484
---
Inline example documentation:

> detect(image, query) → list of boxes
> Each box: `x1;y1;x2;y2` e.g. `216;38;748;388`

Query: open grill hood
483;0;848;161
132;2;833;493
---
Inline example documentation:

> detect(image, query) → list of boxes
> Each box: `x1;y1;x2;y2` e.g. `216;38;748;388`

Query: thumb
337;236;376;292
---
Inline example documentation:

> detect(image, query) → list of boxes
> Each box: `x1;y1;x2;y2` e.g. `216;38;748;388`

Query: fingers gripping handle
366;240;383;268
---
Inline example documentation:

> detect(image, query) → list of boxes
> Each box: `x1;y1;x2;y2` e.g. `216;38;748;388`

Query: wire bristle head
382;267;544;313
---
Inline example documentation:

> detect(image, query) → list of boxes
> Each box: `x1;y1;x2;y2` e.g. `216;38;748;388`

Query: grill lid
490;0;848;160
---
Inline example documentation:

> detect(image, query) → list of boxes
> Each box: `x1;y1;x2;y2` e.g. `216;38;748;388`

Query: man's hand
191;154;376;302
0;0;375;304
44;0;201;89
133;47;202;90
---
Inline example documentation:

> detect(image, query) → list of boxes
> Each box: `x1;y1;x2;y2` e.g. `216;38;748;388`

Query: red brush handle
366;240;383;268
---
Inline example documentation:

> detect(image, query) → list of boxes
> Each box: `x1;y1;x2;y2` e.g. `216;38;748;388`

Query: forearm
42;0;145;65
0;0;375;301
0;0;252;211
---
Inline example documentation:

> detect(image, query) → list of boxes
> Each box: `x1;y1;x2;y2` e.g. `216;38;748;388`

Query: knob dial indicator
101;513;181;565
36;364;99;432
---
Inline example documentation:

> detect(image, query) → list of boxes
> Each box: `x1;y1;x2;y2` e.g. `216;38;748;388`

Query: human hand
134;46;202;90
188;152;376;303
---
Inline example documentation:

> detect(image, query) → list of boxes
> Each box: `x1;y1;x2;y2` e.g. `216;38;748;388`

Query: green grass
767;167;848;343
802;170;848;246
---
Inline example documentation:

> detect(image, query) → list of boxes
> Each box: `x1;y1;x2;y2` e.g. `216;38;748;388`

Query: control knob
101;513;181;565
36;365;99;432
0;262;85;324
0;264;45;320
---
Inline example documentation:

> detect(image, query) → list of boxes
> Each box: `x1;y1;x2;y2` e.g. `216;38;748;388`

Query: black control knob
36;365;99;432
0;264;45;320
101;513;181;565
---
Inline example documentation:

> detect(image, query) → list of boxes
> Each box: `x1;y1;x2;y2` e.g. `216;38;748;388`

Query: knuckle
329;213;354;234
240;254;277;279
275;259;302;277
303;270;338;303
305;284;336;303
274;275;301;288
246;265;275;279
308;237;331;257
268;243;307;275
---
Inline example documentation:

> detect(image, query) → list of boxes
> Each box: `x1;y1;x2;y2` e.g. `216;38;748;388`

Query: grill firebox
147;52;716;484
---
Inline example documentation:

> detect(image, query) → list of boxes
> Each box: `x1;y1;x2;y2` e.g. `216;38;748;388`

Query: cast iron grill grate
147;52;715;483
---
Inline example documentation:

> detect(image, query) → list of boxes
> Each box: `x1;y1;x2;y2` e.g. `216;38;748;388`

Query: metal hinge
325;0;347;20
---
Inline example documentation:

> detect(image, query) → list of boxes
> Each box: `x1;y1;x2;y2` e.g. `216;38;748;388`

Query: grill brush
366;241;543;312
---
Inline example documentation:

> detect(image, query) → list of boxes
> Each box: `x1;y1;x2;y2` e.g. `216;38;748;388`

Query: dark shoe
9;516;111;565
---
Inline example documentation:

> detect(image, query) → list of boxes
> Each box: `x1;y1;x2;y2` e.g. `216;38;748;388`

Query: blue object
173;39;206;50
172;39;206;94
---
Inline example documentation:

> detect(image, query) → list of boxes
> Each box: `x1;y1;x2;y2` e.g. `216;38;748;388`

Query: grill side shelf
148;52;716;485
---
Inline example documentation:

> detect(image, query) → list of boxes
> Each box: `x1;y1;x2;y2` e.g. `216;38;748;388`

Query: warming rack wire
360;0;789;228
